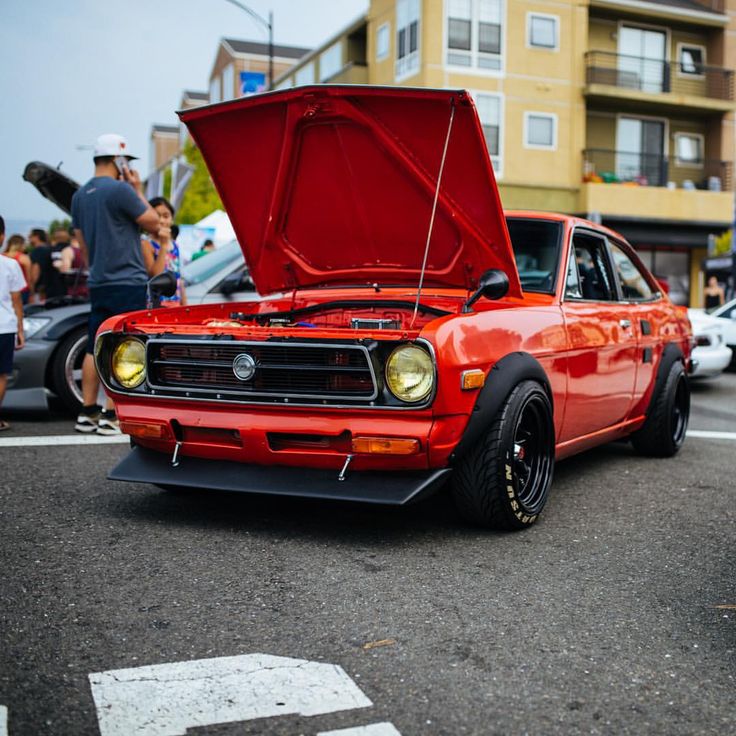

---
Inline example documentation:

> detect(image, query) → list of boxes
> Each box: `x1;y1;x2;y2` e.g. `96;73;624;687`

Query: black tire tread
631;361;687;457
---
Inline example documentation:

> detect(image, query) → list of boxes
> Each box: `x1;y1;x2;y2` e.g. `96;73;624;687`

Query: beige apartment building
274;0;736;306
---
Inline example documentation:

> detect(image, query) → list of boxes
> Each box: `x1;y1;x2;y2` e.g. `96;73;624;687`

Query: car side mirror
462;269;510;313
148;271;177;308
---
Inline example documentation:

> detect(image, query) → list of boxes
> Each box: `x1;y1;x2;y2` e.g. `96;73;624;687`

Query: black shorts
0;333;15;375
87;284;147;354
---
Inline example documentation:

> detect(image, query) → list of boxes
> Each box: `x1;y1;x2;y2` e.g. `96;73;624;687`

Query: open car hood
180;86;521;297
23;161;79;215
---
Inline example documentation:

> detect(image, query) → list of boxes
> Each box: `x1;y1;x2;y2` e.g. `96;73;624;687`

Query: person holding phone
70;133;159;435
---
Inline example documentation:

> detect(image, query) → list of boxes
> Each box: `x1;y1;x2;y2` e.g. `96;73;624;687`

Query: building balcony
580;148;733;224
584;51;735;114
589;0;727;27
322;61;368;85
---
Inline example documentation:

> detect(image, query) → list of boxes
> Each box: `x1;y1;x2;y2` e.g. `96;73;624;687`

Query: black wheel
452;381;555;530
631;360;689;457
50;326;87;413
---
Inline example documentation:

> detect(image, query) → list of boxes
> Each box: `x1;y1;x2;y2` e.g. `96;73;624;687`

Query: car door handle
619;319;632;329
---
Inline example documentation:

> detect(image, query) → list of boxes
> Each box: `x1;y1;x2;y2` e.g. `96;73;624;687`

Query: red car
98;86;691;530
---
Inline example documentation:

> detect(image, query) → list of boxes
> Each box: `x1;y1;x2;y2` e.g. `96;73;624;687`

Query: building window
678;44;706;77
446;0;503;71
222;64;234;101
674;132;704;166
524;112;557;149
320;42;343;82
275;78;293;90
527;13;558;50
209;76;221;104
295;62;315;86
376;22;390;60
473;92;503;177
396;0;420;80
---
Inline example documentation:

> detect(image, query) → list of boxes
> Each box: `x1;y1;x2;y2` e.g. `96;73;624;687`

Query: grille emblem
232;353;256;381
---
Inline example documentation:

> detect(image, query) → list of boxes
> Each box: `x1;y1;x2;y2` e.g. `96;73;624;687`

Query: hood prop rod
410;99;456;328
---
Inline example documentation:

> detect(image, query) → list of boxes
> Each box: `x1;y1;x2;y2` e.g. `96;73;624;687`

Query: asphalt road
1;375;735;735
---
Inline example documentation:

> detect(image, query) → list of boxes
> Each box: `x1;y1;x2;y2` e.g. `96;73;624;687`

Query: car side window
609;243;655;301
566;234;615;301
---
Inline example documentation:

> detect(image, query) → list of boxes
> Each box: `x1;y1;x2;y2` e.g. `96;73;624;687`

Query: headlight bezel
384;343;435;404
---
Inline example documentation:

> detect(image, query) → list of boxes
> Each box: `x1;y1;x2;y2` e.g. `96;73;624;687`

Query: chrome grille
146;339;377;402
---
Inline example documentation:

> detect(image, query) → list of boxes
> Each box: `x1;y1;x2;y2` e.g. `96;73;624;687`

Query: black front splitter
108;446;452;506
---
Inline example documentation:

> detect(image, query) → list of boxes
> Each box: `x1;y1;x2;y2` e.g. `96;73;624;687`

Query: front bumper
109;446;452;505
4;339;56;411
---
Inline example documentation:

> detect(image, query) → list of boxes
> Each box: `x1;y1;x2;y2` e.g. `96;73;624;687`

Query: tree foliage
48;217;71;234
175;140;223;224
713;229;732;256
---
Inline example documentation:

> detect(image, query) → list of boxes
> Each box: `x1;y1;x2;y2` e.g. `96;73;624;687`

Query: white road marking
0;434;129;448
89;653;373;736
0;706;7;736
318;723;403;736
687;430;736;441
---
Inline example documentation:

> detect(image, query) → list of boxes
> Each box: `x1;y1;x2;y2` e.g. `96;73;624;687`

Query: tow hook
338;454;354;482
171;441;182;468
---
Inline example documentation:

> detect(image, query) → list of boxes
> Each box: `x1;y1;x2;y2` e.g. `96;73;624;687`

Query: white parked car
687;309;733;379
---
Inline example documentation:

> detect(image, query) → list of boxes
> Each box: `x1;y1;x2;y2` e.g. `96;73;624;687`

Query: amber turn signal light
351;437;420;455
120;421;170;440
461;369;485;390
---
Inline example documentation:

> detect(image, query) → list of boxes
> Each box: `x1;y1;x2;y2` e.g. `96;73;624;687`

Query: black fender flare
449;352;553;463
645;342;685;416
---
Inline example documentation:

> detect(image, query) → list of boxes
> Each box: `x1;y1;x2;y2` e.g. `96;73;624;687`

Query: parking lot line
0;705;6;736
0;434;130;448
686;430;736;441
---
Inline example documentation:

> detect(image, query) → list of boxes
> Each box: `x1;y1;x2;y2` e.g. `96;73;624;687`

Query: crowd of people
0;132;210;434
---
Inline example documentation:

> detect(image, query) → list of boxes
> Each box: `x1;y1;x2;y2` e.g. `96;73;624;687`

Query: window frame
208;75;221;105
523;112;558;151
471;90;504;179
376;22;390;61
673;131;704;168
526;12;559;51
444;0;505;77
563;229;620;304
676;42;706;79
395;0;421;82
221;63;234;101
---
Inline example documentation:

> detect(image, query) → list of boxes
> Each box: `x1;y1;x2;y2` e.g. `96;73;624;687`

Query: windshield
505;218;563;294
182;240;243;286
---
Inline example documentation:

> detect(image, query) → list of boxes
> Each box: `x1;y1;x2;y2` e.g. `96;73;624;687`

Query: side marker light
461;370;485;390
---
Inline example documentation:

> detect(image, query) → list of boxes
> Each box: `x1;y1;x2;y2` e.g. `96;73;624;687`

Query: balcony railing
585;51;735;101
582;148;732;191
644;0;725;13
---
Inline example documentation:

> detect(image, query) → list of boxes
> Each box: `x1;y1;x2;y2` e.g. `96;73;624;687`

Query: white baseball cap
93;133;138;160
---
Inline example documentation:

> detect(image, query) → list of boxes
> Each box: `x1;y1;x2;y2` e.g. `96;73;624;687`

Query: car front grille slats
146;340;377;402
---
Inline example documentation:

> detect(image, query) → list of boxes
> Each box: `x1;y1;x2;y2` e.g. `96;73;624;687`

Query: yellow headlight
385;345;434;403
111;338;146;389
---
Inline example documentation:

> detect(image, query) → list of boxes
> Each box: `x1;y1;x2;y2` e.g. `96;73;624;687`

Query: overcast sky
1;0;368;223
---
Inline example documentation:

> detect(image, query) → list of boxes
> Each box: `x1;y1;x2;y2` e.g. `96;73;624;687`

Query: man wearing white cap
71;134;159;434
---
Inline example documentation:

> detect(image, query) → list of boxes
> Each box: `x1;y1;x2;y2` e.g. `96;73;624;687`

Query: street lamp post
222;0;274;90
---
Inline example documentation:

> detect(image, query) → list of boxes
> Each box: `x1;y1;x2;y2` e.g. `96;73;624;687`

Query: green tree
175;140;223;224
714;229;732;256
48;217;71;235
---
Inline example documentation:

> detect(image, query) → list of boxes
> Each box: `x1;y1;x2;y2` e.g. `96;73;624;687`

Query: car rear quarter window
506;218;562;293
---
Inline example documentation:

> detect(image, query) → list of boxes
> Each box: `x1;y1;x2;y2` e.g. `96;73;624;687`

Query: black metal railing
645;0;725;12
583;149;732;190
585;51;735;101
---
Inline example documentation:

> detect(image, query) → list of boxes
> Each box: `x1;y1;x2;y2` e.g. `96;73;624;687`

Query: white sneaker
74;411;101;433
96;413;121;436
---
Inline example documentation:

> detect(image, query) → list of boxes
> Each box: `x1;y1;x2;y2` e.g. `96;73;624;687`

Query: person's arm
120;165;160;234
11;292;24;349
57;245;74;273
141;239;168;277
74;229;88;268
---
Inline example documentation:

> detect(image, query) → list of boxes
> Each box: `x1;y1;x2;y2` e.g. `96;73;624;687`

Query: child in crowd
0;216;26;430
141;197;187;307
3;234;31;304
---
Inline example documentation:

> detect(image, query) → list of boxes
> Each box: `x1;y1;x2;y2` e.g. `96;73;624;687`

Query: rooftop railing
585;51;735;101
582;148;732;191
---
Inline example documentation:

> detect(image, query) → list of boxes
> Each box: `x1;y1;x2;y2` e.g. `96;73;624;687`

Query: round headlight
111;338;146;389
385;345;434;403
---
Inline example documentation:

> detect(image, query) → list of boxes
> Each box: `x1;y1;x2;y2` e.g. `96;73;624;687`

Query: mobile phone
114;156;128;176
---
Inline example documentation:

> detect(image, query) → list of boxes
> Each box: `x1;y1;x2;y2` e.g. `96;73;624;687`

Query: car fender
645;342;685;415
449;352;553;463
45;311;90;341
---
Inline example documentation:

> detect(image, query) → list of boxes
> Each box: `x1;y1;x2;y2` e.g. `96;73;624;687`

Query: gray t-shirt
71;176;148;287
